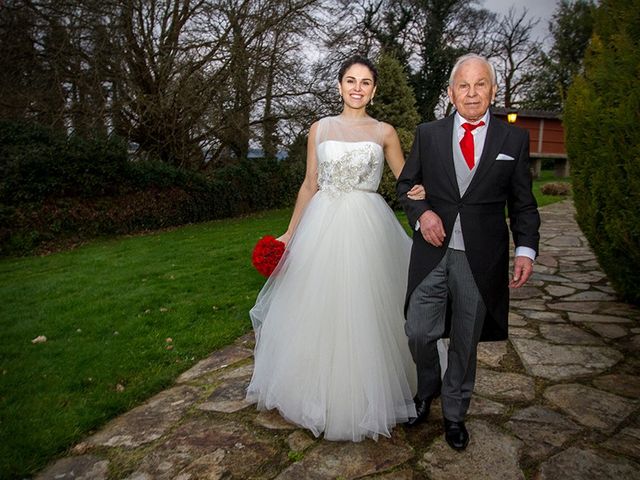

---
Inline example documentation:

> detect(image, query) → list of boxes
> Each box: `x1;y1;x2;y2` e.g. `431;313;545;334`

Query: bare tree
1;0;332;167
490;7;541;109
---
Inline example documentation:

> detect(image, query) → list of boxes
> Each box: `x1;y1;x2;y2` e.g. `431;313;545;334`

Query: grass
532;170;572;207
0;209;291;479
0;170;569;478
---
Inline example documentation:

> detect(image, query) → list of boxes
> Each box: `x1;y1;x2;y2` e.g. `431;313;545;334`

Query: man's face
447;59;497;122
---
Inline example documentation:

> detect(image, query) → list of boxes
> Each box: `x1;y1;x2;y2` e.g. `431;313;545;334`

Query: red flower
252;235;285;277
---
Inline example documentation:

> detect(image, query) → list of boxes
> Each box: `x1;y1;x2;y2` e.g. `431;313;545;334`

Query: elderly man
397;53;540;450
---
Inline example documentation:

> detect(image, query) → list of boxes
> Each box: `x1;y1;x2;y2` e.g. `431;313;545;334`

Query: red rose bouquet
252;235;285;277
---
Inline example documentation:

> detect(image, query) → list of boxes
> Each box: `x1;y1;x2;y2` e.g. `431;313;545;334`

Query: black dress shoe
406;391;440;427
444;418;469;450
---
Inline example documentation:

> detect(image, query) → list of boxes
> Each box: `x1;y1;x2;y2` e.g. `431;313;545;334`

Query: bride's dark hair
337;55;378;85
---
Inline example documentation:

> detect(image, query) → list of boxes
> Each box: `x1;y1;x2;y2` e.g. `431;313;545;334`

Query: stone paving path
37;200;640;480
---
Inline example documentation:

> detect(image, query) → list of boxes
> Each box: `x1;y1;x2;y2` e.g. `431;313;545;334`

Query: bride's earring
370;97;374;106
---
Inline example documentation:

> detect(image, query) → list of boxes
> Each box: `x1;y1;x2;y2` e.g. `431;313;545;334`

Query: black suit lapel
464;113;508;197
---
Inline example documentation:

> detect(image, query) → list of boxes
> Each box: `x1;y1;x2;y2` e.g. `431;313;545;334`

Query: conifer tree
564;0;640;303
368;53;421;208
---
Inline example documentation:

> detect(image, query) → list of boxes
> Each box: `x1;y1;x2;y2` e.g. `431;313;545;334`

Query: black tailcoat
397;112;541;341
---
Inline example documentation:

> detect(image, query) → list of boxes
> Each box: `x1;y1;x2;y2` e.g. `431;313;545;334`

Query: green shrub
564;0;640;304
0;121;304;256
0;121;129;202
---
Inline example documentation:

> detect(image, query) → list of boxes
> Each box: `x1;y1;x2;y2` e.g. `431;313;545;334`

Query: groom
397;53;540;450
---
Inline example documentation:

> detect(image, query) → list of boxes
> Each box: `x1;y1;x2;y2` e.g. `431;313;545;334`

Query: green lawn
0;209;291;479
532;170;572;207
0;171;568;478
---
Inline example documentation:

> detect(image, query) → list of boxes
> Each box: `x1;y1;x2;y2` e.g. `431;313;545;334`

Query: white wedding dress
246;116;418;441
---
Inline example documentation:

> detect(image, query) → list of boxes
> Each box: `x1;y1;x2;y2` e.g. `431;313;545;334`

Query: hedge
563;0;640;304
0;121;304;256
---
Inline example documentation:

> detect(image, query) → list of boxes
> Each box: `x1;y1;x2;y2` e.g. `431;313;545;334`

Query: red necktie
460;121;485;169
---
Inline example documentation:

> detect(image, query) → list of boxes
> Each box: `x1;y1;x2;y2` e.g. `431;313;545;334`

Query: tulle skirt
246;190;418;441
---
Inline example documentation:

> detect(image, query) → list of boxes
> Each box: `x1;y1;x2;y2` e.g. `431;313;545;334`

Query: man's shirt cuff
515;246;536;261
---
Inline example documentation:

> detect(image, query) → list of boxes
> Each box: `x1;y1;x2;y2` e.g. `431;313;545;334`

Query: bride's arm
278;122;320;245
382;123;425;199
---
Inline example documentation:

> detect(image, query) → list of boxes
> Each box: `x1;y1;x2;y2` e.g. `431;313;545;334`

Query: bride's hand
407;184;426;200
277;232;291;246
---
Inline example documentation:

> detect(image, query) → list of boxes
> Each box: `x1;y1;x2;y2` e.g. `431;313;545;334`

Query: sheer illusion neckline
334;114;378;124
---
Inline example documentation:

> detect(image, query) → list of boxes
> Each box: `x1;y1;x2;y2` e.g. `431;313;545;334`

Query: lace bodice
317;141;384;195
315;116;385;196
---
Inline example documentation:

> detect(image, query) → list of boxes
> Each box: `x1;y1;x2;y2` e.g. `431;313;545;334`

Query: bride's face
338;64;376;110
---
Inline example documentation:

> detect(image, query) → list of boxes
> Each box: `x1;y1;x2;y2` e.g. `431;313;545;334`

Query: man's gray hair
448;53;497;86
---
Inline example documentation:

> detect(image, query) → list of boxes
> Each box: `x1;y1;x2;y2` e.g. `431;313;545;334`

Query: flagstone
546;236;582;247
35;455;109;480
533;265;557;274
475;368;535;402
505;406;582;461
287;431;315;452
510;299;547;311
544;285;576;297
508;312;528;326
255;409;297;430
198;377;252;413
477;341;508;367
511;338;622;380
520;310;565;323
548;302;601;313
176;344;253;383
629;335;640;352
602;426;640;460
275;436;413;480
543;384;637;432
563;291;617;302
559;254;597;262
567;312;632;324
219;362;254;380
536;447;640;480
467;395;507;416
595;284;616;294
86;384;203;448
599;303;640;318
531;273;573;283
510;286;543;300
509;328;537;338
420;421;524;480
535;255;558;267
561;271;607;283
587;323;627;339
370;469;415;479
126;417;280;480
539;324;603;345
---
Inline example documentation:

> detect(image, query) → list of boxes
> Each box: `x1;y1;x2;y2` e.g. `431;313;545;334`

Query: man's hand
509;256;534;288
418;210;446;247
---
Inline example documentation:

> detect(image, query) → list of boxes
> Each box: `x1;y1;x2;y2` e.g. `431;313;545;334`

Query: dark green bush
564;0;640;304
0;121;129;203
0;121;304;256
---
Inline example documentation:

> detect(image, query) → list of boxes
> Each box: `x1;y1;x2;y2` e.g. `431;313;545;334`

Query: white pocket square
496;153;515;161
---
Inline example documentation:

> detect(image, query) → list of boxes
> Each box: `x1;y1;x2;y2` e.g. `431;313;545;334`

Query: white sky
481;0;560;43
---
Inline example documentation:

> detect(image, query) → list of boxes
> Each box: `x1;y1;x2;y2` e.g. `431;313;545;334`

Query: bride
246;55;428;441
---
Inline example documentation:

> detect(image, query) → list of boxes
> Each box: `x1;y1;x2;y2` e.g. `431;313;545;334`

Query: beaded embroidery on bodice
317;141;383;195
